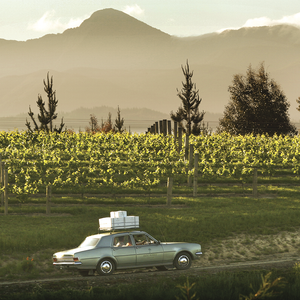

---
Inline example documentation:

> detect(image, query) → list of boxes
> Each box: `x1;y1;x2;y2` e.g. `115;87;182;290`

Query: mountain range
1;8;300;131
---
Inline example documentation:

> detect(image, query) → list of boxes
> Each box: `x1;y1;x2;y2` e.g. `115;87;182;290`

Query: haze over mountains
1;8;300;131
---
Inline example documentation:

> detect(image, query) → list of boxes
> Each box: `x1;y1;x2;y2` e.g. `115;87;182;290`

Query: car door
132;233;164;266
112;234;137;268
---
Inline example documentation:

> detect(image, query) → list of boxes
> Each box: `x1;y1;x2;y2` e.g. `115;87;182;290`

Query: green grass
1;182;300;282
1;194;300;253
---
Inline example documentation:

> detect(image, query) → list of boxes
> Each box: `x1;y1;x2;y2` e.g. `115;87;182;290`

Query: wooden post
193;153;199;197
155;122;159;134
188;144;194;186
253;168;258;198
46;185;51;215
159;120;163;134
178;127;183;153
163;119;167;136
174;121;178;142
185;134;189;161
4;169;8;215
167;120;171;135
151;125;155;134
167;177;173;206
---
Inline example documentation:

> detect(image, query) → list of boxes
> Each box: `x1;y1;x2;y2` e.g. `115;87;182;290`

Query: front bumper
195;252;203;257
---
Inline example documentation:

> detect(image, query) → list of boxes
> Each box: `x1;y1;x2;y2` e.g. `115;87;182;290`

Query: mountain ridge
0;9;300;126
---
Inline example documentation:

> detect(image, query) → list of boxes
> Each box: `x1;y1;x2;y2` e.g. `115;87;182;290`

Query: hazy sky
1;0;300;41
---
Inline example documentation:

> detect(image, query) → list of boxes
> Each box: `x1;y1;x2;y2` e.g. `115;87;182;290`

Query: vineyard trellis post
174;121;178;142
163;119;167;136
168;120;171;135
253;168;258;198
193;153;199;197
4;169;8;215
167;177;173;206
155;122;159;134
178;127;183;153
188;144;194;186
185;134;189;161
46;185;51;215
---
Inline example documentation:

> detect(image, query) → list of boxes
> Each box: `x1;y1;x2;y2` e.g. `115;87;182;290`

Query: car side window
133;234;156;245
113;235;133;247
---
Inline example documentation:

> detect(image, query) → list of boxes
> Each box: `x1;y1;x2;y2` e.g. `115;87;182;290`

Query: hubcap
101;261;112;273
178;255;189;267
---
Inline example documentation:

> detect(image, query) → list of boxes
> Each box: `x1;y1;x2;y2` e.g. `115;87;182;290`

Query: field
1;131;300;299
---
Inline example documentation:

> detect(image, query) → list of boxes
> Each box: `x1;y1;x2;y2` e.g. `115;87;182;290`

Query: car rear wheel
174;252;192;270
96;259;115;276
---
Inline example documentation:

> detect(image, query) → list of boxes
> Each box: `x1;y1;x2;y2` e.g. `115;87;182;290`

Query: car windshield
78;237;100;248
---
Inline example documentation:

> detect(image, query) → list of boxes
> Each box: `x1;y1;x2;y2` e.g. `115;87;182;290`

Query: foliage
85;114;101;133
1;131;300;196
296;96;300;113
239;272;285;300
20;256;35;273
25;73;65;133
218;63;297;136
171;61;205;135
176;277;198;300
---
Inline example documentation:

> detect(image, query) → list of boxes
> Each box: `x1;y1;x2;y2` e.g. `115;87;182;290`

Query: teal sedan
53;231;202;276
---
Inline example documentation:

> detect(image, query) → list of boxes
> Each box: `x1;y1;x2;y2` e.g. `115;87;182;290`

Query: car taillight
73;257;79;262
53;258;57;262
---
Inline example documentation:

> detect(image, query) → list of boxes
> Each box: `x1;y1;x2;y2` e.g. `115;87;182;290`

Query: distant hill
0;8;300;125
2;106;221;133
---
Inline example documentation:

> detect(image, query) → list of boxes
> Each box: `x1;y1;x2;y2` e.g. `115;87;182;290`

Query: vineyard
0;131;300;197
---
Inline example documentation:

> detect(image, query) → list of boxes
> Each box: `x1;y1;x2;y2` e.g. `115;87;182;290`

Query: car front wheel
96;259;115;276
174;252;192;270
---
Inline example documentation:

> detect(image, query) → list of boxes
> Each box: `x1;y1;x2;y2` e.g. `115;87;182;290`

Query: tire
96;258;115;276
174;252;192;270
78;270;90;277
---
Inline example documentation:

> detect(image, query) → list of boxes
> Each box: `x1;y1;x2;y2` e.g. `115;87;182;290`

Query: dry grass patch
196;228;300;267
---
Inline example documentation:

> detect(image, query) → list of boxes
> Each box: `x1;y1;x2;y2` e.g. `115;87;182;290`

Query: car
53;230;202;276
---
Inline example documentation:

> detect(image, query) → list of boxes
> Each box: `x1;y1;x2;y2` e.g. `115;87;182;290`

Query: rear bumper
53;261;82;268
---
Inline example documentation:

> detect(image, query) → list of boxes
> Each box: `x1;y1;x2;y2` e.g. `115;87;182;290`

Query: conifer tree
26;73;64;133
171;61;205;135
114;106;125;133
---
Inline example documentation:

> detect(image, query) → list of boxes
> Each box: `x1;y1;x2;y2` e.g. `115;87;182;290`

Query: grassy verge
2;267;300;300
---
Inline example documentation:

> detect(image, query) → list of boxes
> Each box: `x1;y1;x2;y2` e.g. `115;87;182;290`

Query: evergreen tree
26;73;64;133
171;61;205;135
114;106;125;133
218;63;297;136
